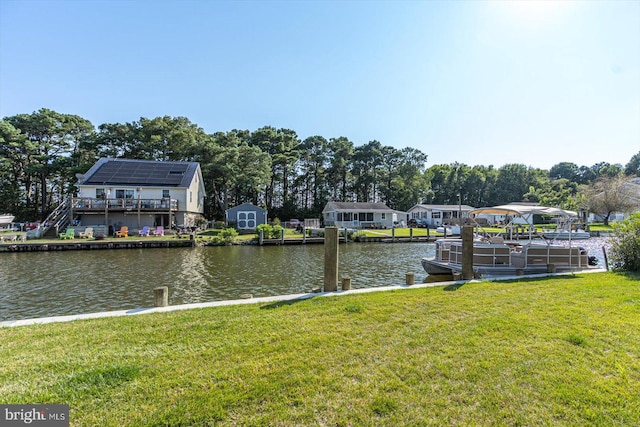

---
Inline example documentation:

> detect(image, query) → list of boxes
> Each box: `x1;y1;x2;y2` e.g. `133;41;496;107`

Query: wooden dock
0;239;195;252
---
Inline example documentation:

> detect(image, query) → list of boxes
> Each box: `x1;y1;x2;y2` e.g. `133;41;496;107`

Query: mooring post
462;225;474;280
324;226;339;292
281;228;285;244
303;227;306;244
341;275;351;291
344;228;348;243
547;264;556;273
392;227;395;242
602;246;609;271
409;227;413;242
154;286;168;307
259;228;264;246
405;272;415;286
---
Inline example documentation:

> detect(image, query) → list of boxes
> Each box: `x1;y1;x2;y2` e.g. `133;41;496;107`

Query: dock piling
405;272;415;286
324;226;339;292
154;286;168;307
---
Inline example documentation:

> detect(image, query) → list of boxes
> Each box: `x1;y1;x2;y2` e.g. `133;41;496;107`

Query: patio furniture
79;227;94;238
59;228;75;239
153;226;164;236
115;226;128;238
138;226;150;237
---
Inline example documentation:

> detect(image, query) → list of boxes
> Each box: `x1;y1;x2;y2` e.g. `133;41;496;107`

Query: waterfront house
322;202;406;229
225;203;267;230
407;204;476;227
72;158;205;234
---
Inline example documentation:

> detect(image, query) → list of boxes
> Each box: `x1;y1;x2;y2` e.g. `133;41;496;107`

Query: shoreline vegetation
0;223;616;248
1;271;638;426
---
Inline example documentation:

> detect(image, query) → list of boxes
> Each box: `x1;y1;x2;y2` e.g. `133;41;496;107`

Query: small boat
422;238;592;277
542;230;590;240
435;225;460;235
0;214;15;229
422;204;596;278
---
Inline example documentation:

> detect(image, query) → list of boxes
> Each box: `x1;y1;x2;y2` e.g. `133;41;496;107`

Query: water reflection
0;243;435;321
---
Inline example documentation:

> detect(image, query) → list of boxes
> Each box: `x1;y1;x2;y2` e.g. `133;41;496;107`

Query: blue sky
1;0;638;170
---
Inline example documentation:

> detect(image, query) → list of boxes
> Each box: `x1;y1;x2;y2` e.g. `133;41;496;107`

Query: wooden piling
546;264;556;273
405;272;415;286
462;225;474;280
602;246;609;271
324;226;339;292
154;286;168;307
341;276;351;291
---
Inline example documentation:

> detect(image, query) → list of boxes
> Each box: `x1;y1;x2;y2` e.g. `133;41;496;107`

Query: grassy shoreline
1;271;638;426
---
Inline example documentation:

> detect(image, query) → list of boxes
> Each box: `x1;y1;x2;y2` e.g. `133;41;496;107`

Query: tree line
1;108;639;223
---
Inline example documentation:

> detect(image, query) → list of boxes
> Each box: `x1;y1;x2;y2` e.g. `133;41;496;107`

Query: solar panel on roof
83;160;192;186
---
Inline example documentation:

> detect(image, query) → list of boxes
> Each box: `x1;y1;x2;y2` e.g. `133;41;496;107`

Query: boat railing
523;244;587;268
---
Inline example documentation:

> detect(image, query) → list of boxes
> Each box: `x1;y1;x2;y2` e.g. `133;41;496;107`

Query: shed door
238;211;256;229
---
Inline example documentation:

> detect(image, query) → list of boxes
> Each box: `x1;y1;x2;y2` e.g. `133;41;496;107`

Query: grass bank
1;272;638;426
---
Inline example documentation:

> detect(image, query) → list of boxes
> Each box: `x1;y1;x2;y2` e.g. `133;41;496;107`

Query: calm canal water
0;242;436;321
0;238;610;322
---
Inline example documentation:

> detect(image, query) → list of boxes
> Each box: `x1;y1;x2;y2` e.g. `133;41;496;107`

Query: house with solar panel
65;158;206;235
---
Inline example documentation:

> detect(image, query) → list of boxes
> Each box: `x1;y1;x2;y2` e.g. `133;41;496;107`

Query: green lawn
1;272;638;426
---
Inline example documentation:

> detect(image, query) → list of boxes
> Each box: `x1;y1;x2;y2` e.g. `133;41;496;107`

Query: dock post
303;227;306;244
462;226;474;280
405;272;415;286
324;226;339;292
341;275;351;291
154;286;168;307
409;228;413;242
259;229;264;246
344;228;348;243
392;227;395;242
546;264;556;273
281;228;285;244
602;246;609;271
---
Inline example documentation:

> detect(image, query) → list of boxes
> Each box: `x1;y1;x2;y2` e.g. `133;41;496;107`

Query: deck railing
71;197;178;211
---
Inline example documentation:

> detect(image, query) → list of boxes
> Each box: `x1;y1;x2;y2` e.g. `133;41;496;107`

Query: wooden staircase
39;198;72;238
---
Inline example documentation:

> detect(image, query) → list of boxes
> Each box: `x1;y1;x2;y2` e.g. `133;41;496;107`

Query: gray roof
409;204;476;212
323;202;393;212
78;158;200;188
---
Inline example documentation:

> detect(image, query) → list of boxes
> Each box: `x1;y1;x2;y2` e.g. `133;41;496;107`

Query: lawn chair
59;228;75;239
153;226;164;237
115;226;128;238
138;226;150;237
79;227;94;238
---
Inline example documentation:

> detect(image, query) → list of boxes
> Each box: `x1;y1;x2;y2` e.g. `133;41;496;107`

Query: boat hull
0;214;15;227
542;232;590;240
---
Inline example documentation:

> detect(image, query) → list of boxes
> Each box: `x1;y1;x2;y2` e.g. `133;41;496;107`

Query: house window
337;213;343;221
359;212;373;221
433;212;441;219
115;189;134;199
344;212;352;221
382;213;386;220
162;190;170;198
96;189;105;199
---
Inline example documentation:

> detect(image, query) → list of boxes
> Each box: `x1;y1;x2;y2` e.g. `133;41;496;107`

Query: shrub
271;225;283;239
609;212;640;272
218;228;238;245
256;224;272;237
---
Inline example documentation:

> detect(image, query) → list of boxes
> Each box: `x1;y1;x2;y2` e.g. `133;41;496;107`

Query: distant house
322;202;406;229
73;158;205;233
407;204;476;227
226;203;267;230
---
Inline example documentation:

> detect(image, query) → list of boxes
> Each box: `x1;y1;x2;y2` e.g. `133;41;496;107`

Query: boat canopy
469;204;577;217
